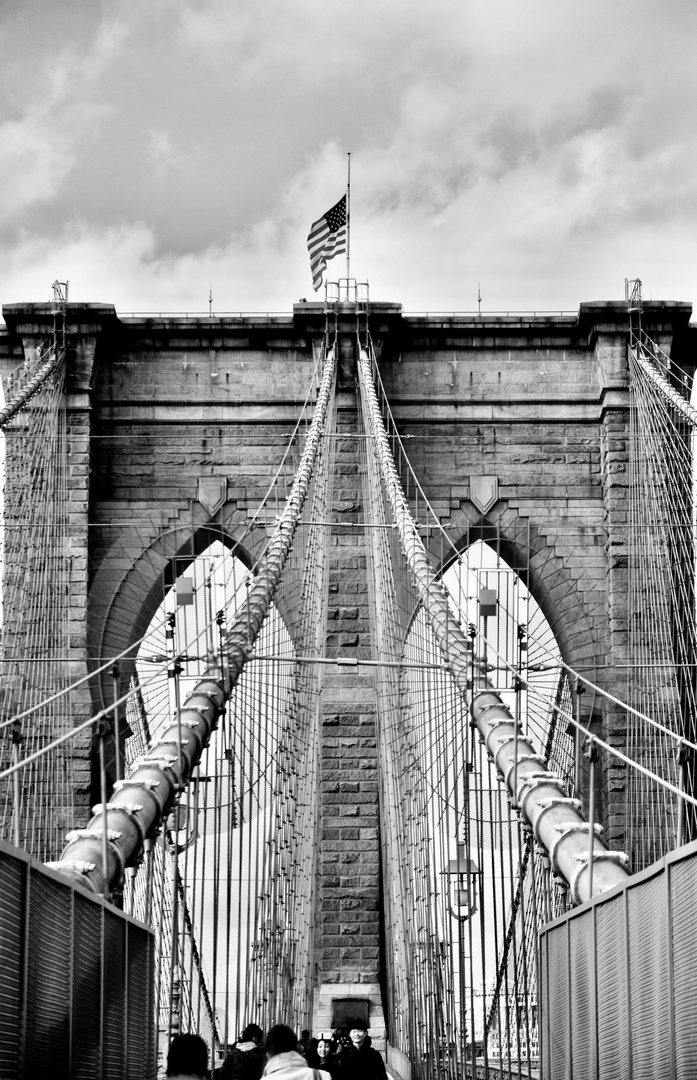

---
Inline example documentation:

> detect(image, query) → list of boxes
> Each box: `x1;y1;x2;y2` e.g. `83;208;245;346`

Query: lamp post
445;844;480;921
444;844;480;1072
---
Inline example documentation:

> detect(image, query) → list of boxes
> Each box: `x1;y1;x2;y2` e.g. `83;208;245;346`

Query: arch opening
124;538;299;1060
443;538;567;759
389;540;575;1055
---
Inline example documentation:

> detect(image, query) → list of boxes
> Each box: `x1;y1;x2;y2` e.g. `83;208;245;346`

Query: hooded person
263;1024;330;1080
221;1024;266;1080
337;1019;386;1080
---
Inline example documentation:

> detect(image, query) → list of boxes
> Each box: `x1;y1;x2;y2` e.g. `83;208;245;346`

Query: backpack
222;1045;266;1080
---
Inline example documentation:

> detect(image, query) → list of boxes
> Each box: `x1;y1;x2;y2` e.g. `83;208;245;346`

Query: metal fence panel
0;854;25;1079
125;924;156;1080
0;840;155;1080
539;933;550;1080
23;864;74;1076
540;839;697;1080
569;910;595;1080
595;895;630;1080
545;921;570;1080
669;857;697;1080
72;890;104;1078
627;873;671;1079
103;914;127;1080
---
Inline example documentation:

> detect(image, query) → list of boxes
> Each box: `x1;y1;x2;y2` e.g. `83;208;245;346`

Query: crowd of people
165;1018;387;1080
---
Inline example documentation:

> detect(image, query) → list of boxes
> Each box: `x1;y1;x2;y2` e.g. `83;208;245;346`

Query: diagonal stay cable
50;344;337;898
357;339;630;903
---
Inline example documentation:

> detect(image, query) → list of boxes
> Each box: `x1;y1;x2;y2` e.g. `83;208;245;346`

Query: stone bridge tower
1;294;693;1040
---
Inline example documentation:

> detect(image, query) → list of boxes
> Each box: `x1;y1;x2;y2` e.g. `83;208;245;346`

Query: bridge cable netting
0;335;75;861
0;338;336;1063
116;341;336;1052
355;340;631;1073
627;328;697;867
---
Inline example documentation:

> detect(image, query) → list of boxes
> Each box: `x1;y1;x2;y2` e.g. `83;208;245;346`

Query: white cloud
0;0;696;313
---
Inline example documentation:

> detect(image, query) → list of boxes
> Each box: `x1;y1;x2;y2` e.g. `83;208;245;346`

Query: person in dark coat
221;1023;266;1080
338;1019;386;1080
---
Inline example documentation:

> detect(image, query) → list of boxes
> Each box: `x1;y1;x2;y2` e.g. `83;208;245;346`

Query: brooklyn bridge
1;279;696;1078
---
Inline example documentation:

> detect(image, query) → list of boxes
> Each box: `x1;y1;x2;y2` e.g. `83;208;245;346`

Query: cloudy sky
1;0;696;316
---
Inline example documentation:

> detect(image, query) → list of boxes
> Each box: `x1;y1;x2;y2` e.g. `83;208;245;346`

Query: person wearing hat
338;1019;386;1080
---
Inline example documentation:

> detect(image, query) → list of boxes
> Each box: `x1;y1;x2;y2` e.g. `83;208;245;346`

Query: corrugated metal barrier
0;840;155;1079
539;838;697;1079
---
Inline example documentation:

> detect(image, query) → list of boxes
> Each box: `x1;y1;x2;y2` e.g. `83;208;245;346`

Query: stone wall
314;386;385;1045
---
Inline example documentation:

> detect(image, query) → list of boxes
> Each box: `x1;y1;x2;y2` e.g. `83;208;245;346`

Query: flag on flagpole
307;195;347;291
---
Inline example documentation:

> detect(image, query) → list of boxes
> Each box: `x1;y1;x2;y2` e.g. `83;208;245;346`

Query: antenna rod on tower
478;283;482;316
346;152;351;281
209;284;213;317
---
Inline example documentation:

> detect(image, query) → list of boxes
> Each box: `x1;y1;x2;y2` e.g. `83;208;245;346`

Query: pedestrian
337;1019;386;1080
308;1034;339;1078
263;1024;330;1080
221;1023;266;1080
166;1033;209;1079
297;1030;311;1058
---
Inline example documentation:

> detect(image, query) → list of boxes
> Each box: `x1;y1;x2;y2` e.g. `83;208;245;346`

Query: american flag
307;194;347;291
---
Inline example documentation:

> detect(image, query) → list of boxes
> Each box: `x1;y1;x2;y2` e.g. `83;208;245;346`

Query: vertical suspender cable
356;344;630;904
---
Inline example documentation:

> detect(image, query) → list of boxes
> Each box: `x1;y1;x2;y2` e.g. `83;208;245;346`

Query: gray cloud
1;0;696;313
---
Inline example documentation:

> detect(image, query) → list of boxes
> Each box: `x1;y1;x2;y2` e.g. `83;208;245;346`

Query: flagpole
346;152;351;282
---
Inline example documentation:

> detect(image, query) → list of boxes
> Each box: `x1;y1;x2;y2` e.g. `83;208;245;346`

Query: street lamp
445;844;480;920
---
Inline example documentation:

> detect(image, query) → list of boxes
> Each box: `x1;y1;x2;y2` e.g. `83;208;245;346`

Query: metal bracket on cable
515;753;546;766
63;826;128;880
128;755;178;775
92;802;148;848
574;850;628;866
45;860;95;876
182;703;212;716
568;849;630;902
98;801;144;815
517;771;565;790
548;821;598;879
149;737;190;751
114;777;161;791
554;821;600;833
493;727;524;745
537;796;580;810
503;758;549;790
71;826;123;841
472;699;510;716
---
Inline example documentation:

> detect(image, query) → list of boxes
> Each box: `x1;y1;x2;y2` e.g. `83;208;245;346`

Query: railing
109;307;577;320
117;310;294;320
0;838;155;1079
540;838;697;1078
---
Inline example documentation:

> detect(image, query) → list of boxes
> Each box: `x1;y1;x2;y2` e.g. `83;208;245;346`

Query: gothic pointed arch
87;504;261;716
429;500;603;683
